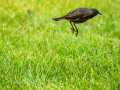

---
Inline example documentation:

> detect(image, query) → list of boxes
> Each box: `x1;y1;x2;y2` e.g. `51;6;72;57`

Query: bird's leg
70;21;75;34
73;23;78;37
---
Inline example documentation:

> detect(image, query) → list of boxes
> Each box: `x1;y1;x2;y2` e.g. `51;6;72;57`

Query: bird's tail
53;16;65;21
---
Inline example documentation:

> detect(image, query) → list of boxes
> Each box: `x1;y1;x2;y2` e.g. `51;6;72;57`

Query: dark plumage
53;7;102;36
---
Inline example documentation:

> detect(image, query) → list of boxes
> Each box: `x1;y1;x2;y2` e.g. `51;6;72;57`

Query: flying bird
53;7;102;36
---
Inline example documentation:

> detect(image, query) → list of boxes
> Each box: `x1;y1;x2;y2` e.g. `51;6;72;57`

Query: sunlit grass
0;0;120;89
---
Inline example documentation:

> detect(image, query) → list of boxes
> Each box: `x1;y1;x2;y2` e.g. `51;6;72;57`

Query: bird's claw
71;28;75;34
75;30;78;37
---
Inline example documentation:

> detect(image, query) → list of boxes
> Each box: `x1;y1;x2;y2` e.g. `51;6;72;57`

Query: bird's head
90;8;102;15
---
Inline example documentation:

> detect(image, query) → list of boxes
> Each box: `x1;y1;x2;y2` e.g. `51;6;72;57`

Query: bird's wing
65;8;93;19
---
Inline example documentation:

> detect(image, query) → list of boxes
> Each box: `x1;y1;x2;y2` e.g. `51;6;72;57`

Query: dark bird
53;7;102;36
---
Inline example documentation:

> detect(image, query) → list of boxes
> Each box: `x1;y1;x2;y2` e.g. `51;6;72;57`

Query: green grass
0;0;120;89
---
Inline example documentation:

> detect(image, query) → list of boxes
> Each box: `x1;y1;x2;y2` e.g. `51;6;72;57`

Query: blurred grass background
0;0;120;89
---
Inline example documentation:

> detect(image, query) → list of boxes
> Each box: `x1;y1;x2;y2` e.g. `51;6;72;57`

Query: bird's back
65;8;94;23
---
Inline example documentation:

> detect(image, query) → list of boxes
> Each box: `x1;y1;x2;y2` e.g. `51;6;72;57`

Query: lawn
0;0;120;89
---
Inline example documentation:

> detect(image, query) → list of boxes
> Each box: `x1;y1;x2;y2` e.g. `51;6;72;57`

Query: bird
53;7;102;36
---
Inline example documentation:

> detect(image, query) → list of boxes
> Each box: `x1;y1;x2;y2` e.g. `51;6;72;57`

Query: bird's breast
67;18;88;23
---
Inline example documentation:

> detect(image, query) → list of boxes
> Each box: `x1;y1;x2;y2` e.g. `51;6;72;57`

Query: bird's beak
98;12;102;15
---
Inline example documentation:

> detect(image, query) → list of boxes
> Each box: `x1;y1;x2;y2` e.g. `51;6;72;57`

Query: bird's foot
75;30;78;37
71;28;75;34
